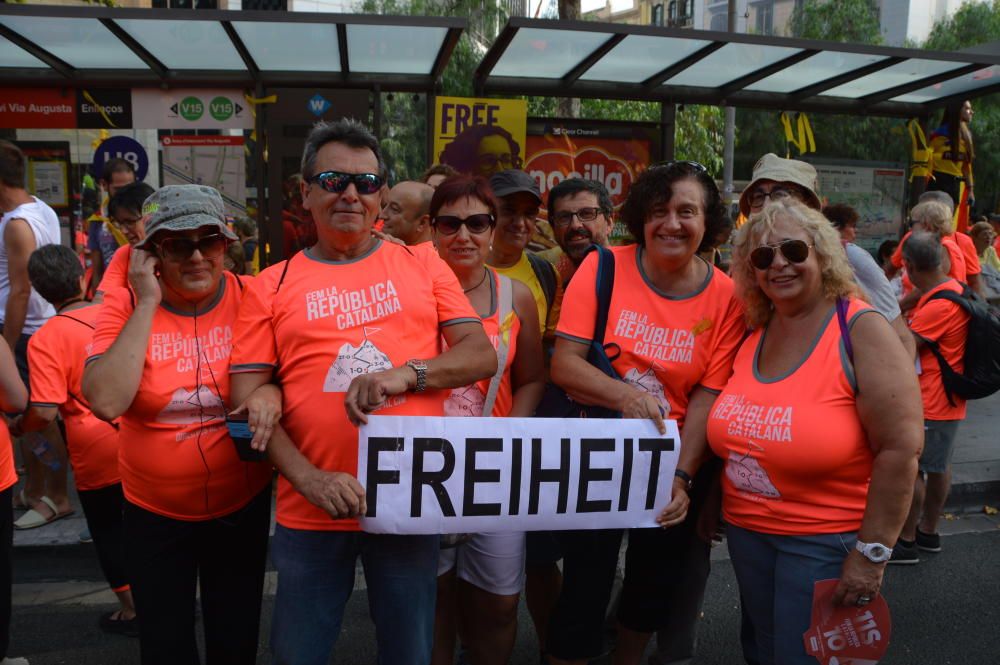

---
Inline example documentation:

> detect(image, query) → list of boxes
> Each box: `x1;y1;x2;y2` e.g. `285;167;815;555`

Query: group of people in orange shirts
0;119;978;665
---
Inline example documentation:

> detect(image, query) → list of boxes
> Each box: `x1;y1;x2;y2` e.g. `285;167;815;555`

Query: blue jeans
726;524;856;665
270;526;440;665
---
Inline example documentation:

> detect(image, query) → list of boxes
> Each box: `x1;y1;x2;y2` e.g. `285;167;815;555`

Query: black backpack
526;252;557;314
925;285;1000;403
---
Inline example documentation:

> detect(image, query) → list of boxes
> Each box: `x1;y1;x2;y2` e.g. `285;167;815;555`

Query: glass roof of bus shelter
475;18;1000;117
0;5;465;91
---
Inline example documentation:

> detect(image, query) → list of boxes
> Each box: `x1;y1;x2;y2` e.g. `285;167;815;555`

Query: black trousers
927;171;964;208
1;487;12;660
124;486;271;665
78;483;128;590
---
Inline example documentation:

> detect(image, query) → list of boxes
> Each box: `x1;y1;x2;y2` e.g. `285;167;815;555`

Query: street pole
722;0;737;209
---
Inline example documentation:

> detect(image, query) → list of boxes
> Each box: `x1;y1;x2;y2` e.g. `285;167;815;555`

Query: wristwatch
673;469;693;491
405;359;428;393
855;539;892;563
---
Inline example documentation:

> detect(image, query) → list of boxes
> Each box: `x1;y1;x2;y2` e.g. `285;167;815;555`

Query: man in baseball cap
487;170;561;339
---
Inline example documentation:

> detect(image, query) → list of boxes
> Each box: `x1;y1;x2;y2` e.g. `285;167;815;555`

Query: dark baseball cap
137;184;238;250
490;170;541;203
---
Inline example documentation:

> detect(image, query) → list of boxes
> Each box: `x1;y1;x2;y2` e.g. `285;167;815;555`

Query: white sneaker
2;656;30;665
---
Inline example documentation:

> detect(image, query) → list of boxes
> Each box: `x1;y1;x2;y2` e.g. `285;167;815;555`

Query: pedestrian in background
892;232;970;564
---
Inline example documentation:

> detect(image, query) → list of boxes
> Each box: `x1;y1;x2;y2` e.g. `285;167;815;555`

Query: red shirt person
14;244;136;634
894;232;970;563
229;119;496;665
83;184;281;665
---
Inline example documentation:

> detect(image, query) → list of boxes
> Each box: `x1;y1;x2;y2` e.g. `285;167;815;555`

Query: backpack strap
836;297;853;364
592;245;616;346
923;285;969;407
526;252;557;311
482;272;514;417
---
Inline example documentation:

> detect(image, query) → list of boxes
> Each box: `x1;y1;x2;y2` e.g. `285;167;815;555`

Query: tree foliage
788;0;883;44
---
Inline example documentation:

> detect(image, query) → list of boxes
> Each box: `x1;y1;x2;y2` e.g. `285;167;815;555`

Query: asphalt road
10;528;1000;665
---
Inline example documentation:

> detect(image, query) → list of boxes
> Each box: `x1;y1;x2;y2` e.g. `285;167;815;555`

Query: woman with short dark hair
547;161;746;665
429;175;545;665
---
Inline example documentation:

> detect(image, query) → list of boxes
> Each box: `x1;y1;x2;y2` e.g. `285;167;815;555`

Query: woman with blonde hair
891;200;969;310
708;200;923;665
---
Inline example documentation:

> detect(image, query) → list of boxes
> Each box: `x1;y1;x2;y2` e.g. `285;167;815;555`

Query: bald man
382;180;434;245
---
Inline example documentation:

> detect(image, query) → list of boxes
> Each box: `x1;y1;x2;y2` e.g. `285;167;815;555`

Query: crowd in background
0;111;992;665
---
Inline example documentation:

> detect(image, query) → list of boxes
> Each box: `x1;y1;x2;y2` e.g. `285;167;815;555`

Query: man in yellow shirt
487;170;561;341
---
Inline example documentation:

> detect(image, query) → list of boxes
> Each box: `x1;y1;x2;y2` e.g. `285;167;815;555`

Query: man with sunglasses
93;182;156;301
382;180;434;246
229;119;495;665
540;178;615;287
740;153;914;358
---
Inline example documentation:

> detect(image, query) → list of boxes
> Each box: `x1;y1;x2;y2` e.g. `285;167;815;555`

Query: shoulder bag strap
592;245;616;346
836;296;854;364
482;273;515;417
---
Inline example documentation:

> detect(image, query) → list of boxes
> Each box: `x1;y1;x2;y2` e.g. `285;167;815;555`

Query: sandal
13;496;75;530
100;610;139;637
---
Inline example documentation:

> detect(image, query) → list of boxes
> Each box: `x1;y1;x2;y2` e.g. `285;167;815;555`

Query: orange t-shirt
555;245;745;428
954;231;981;276
707;299;876;535
89;272;271;520
444;270;520;418
893;232;967;295
28;304;120;490
230;240;481;532
910;279;969;421
0;421;16;494
96;244;132;295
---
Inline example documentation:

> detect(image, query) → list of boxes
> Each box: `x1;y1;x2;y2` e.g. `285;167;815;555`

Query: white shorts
437;531;526;596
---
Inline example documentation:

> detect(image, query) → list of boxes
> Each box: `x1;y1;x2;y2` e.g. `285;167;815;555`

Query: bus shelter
475;17;999;160
0;4;464;265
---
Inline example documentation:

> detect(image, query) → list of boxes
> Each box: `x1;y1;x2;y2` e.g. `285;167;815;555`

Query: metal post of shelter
660;102;676;162
253;83;269;269
427;91;436;169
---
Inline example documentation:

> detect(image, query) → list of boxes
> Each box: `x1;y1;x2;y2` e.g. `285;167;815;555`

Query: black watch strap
674;468;693;490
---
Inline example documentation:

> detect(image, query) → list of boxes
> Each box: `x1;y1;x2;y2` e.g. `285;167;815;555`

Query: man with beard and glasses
540;179;615;289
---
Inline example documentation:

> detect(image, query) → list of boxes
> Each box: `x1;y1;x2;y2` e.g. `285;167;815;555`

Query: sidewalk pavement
12;391;1000;549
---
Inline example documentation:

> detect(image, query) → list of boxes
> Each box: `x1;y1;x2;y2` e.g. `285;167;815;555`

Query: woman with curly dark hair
438;125;522;177
546;161;746;665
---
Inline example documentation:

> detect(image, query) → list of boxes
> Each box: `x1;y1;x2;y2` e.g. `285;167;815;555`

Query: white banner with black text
357;416;681;534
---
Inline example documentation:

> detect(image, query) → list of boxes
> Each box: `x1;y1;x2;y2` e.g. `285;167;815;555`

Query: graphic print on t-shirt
444;384;486;417
156;386;225;426
623;364;671;413
726;442;781;499
613;308;697;364
323;327;394;393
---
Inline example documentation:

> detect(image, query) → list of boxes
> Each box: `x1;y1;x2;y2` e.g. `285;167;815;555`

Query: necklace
463;267;489;293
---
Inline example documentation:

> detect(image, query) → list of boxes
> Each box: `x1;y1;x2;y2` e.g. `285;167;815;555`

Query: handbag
535;244;622;419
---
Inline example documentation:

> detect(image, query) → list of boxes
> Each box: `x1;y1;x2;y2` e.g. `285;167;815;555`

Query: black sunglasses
551;207;605;228
748;239;812;270
157;233;228;262
307;171;383;195
433;214;495;235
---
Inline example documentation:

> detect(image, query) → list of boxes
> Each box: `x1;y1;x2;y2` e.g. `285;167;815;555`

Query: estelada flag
803;579;892;664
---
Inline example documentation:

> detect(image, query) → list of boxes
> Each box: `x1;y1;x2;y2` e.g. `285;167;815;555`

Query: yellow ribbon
780;112;816;158
907;118;932;181
243;92;278;155
499;311;516;346
82;90;118;129
90;129;111;151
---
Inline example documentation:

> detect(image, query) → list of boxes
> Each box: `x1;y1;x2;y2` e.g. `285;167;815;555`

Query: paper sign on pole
358;416;680;535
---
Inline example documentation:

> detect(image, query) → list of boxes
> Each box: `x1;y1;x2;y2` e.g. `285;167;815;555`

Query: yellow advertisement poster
432;96;527;178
